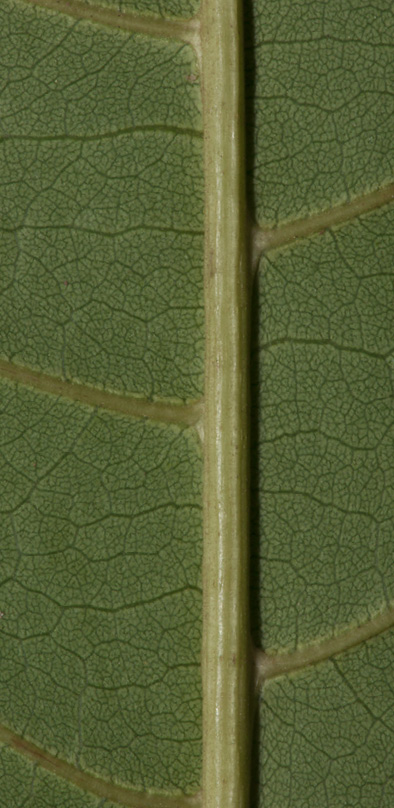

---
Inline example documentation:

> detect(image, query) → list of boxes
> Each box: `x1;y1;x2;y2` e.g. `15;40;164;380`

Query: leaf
0;1;393;808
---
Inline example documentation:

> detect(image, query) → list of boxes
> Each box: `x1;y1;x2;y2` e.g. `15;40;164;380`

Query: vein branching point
0;359;203;428
24;0;200;48
255;605;394;687
251;181;394;265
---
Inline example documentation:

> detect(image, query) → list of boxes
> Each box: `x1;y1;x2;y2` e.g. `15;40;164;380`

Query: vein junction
23;0;200;50
0;724;201;808
255;604;394;687
252;181;394;263
0;359;203;429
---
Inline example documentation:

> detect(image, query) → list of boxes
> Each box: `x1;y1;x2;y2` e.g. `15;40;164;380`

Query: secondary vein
251;181;394;268
255;604;394;687
0;359;203;429
0;724;201;808
22;0;200;50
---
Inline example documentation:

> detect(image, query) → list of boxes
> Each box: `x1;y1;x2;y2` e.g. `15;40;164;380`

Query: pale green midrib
11;1;393;805
0;724;201;808
22;0;200;48
201;3;251;808
0;125;203;142
0;359;203;428
251;181;394;267
255;604;394;686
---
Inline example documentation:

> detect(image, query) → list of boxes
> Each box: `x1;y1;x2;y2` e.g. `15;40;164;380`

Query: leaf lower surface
78;0;200;20
0;0;393;806
1;0;203;802
249;0;394;804
0;0;204;401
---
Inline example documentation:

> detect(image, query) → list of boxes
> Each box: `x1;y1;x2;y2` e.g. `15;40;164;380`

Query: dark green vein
259;337;392;361
0;224;204;238
255;604;394;686
8;580;202;615
0;724;201;808
258;425;392;453
0;126;203;143
261;488;379;524
0;359;204;429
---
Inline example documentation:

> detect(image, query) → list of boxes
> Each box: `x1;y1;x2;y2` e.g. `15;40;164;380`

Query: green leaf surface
0;0;393;806
0;381;202;792
256;632;394;807
0;745;119;808
0;0;203;400
247;0;394;225
251;208;394;652
79;0;199;20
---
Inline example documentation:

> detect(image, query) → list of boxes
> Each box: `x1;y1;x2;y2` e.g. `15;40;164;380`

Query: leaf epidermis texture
249;0;394;802
76;0;200;21
0;0;204;800
0;0;204;401
0;381;203;792
247;0;394;226
251;207;394;654
0;745;120;808
256;632;394;807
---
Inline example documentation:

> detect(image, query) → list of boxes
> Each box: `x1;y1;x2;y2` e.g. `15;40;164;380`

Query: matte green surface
255;632;394;807
0;746;119;808
0;0;203;401
0;0;393;805
251;208;394;652
249;1;394;802
0;381;202;792
246;0;394;226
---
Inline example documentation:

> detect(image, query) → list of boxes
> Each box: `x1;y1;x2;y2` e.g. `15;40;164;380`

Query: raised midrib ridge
6;1;394;807
0;359;203;429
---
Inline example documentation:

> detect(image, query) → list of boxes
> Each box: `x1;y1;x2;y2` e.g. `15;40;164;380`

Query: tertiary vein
251;181;394;269
0;359;203;429
255;603;394;687
0;723;201;808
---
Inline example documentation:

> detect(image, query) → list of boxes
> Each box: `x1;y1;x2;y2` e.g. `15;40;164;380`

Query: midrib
201;2;251;808
6;1;394;808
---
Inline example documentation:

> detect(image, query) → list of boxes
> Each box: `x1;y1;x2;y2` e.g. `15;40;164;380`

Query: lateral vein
0;724;201;808
255;604;394;687
22;0;201;51
0;125;203;143
0;359;203;429
251;181;394;267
